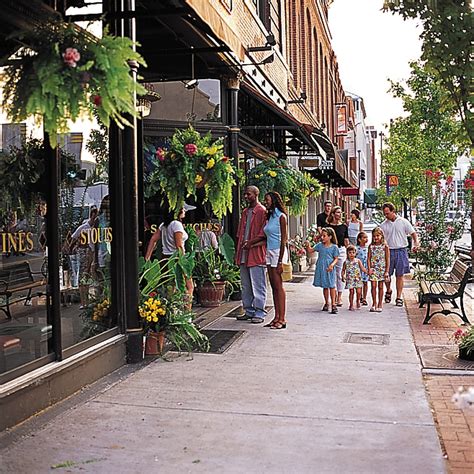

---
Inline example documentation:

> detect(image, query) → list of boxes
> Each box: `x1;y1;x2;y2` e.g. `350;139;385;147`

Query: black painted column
225;75;242;240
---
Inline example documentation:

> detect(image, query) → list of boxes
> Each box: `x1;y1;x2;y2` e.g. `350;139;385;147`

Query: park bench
419;259;471;325
454;243;472;268
0;261;46;320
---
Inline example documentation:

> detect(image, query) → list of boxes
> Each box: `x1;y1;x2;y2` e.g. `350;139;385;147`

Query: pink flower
425;170;433;178
184;143;198;156
446;176;453;185
63;47;81;67
92;95;102;107
447;226;454;233
156;147;166;162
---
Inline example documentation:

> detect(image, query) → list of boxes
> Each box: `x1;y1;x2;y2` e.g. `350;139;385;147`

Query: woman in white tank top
348;209;363;245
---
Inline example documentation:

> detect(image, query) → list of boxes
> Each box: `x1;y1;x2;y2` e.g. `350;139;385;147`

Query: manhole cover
417;346;474;371
195;329;245;354
224;305;273;318
289;276;307;283
343;332;390;345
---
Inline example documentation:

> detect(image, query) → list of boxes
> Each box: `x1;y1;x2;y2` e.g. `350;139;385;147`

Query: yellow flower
268;170;277;177
195;174;203;184
206;158;215;169
255;174;260;179
208;145;218;155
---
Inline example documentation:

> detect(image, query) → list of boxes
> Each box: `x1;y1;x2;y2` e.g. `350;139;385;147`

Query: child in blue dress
310;227;339;314
356;231;369;306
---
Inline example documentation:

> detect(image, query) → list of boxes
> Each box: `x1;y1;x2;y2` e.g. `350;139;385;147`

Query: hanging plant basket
2;21;147;148
144;126;238;218
247;158;323;215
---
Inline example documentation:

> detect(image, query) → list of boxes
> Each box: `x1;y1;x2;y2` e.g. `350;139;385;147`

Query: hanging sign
386;174;399;196
320;159;335;170
335;103;348;136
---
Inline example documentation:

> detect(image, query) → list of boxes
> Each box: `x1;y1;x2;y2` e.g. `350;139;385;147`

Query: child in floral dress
342;245;369;310
367;227;390;312
356;232;369;306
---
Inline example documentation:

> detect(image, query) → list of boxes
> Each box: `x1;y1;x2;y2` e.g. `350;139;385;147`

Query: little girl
356;232;369;306
367;227;390;312
342;245;368;310
311;227;339;314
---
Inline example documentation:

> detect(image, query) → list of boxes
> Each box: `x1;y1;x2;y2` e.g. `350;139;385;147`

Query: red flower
149;291;157;298
425;170;433;178
464;178;474;190
92;95;102;106
446;176;453;185
222;156;229;163
184;143;198;156
156;147;165;162
63;47;81;67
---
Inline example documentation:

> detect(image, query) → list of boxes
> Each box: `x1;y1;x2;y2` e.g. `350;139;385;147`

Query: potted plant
247;158;323;216
452;327;474;361
138;254;209;355
2;21;147;148
144;125;238;217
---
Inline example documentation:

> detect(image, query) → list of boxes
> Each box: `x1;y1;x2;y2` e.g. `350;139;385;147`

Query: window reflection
148;80;221;123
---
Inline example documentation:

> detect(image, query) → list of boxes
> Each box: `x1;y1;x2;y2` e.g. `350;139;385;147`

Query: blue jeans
240;265;267;319
69;254;80;288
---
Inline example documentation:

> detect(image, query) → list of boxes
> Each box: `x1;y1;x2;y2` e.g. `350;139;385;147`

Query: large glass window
58;126;114;348
0;125;52;376
148;80;221;123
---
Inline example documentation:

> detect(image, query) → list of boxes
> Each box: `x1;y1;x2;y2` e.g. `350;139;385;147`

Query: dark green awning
364;189;377;205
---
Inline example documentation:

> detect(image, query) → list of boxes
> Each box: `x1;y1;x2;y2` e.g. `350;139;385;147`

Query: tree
380;62;468;204
383;0;473;146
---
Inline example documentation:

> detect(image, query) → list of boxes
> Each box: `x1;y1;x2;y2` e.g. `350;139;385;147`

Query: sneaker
251;317;264;324
236;314;252;321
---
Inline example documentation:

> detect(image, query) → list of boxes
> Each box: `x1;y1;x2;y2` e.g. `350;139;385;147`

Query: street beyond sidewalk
0;277;445;473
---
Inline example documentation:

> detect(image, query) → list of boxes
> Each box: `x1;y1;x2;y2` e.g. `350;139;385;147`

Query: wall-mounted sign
335;103;348;136
320;159;335;170
1;232;34;254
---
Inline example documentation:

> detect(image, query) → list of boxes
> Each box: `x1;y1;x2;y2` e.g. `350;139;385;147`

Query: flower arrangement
144;126;238;218
247;158;323;215
2;21;147;148
305;224;320;247
138;255;209;353
80;294;114;340
288;235;307;266
451;326;474;358
413;170;464;278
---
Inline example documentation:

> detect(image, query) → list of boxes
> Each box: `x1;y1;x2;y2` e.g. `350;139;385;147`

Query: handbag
281;261;293;282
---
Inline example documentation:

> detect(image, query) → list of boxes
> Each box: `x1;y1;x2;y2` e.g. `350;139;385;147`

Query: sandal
370;306;377;312
331;306;338;314
395;298;403;307
270;322;287;329
384;290;392;304
322;304;329;311
263;320;277;327
361;299;368;306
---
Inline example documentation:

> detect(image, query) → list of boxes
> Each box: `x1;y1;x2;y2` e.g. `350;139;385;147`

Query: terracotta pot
144;331;165;356
199;281;226;307
459;347;474;361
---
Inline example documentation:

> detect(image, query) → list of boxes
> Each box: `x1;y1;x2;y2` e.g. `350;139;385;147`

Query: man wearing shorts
380;202;419;307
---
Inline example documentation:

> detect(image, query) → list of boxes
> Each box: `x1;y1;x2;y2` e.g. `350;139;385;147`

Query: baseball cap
183;203;197;211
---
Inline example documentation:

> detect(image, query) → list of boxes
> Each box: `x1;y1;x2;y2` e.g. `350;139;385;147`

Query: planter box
292;257;308;273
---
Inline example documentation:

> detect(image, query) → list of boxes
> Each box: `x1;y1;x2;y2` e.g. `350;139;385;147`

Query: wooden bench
0;262;46;320
419;259;472;325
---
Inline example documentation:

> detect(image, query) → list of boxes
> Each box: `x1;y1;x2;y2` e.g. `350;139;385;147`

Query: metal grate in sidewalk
343;332;390;345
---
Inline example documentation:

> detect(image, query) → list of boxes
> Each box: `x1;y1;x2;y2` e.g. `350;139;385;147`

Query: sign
335;103;348;135
386;174;399;196
298;158;321;169
320;159;334;170
341;188;359;196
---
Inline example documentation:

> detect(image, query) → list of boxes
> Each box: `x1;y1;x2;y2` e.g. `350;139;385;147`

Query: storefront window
148;80;221;123
0;129;52;375
58;128;114;348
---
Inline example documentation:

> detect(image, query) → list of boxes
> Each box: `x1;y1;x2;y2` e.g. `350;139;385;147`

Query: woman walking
348;209;363;245
326;206;349;307
261;192;288;329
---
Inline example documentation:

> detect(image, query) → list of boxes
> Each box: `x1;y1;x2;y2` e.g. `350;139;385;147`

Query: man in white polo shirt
380;202;419;307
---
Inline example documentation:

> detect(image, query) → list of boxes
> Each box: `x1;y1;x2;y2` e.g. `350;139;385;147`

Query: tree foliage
383;0;473;145
380;62;467;204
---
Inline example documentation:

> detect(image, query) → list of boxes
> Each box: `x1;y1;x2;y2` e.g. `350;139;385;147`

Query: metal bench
0;261;46;320
419;259;471;325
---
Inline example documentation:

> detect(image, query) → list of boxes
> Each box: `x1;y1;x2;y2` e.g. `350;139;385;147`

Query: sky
328;0;422;133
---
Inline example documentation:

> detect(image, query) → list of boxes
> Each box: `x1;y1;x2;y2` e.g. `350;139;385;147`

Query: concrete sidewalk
0;277;445;473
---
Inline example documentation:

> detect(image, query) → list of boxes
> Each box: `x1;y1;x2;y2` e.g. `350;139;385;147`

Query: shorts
266;248;289;268
389;248;410;276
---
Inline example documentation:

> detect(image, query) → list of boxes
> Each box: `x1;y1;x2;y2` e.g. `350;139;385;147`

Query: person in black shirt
316;201;333;232
326;206;349;306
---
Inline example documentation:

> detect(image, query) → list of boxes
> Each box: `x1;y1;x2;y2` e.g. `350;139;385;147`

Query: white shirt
160;221;188;255
380;216;415;249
